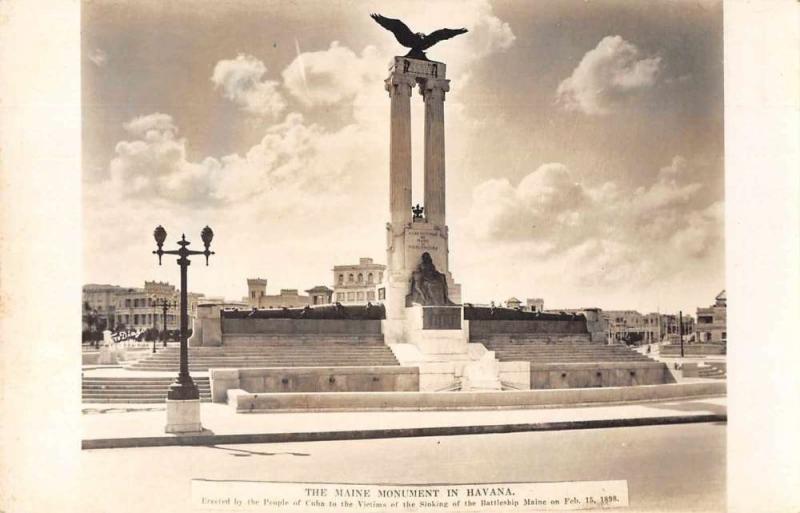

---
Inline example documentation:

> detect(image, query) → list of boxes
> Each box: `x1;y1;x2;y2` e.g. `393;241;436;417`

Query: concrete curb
82;413;726;450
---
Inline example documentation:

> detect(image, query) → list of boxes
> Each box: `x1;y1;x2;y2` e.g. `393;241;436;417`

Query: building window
251;291;255;299
134;314;140;325
357;291;365;301
358;273;364;283
338;274;344;285
348;274;354;283
347;292;355;301
378;272;383;283
367;290;376;301
336;293;344;302
378;288;386;300
368;273;374;284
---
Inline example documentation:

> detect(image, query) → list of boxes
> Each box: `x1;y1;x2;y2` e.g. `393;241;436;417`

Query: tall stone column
385;73;416;227
421;78;450;227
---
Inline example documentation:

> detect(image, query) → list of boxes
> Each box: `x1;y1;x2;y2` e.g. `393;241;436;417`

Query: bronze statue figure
370;13;468;61
406;252;455;306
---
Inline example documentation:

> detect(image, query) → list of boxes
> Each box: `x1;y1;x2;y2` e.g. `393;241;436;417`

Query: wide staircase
82;376;212;403
481;339;659;364
125;337;399;372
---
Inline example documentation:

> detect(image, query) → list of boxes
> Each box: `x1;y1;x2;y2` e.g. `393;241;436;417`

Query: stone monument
383;55;462;342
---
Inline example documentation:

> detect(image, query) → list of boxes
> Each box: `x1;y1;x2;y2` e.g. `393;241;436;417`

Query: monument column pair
385;73;450;228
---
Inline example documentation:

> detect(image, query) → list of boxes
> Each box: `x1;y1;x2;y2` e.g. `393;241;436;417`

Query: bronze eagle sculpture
370;13;467;60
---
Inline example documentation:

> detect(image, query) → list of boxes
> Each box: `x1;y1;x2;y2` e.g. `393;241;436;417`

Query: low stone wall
469;320;588;336
228;381;726;413
661;344;725;356
82;352;99;365
222;318;383;335
210;366;419;402
529;362;674;389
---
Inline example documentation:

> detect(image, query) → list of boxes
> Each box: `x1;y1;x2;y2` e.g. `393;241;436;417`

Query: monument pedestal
387;305;503;391
165;399;203;434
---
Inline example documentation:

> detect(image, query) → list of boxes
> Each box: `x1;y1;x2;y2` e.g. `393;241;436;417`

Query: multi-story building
696;290;726;342
244;278;331;309
603;310;696;345
82;281;204;332
332;257;386;305
83;283;121;330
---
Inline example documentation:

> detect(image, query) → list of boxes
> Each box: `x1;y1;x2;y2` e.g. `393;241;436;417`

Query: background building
83;283;121;330
244;278;330;308
526;298;545;313
306;286;334;305
696;290;727;342
603;310;696;345
82;281;204;332
332;257;386;304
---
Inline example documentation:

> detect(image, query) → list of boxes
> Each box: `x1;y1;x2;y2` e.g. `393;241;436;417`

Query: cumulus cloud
88;48;108;67
123;113;177;136
282;42;386;108
466;156;723;286
457;0;515;59
211;54;286;117
556;35;661;115
110;113;222;204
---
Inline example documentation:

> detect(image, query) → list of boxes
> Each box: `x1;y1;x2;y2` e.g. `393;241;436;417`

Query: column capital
385;73;417;97
420;78;450;101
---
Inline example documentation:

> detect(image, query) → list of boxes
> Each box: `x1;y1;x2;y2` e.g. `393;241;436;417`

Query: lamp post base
167;375;200;401
165;399;203;434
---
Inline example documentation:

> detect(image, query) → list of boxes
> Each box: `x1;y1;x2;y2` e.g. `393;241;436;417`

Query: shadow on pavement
642;401;726;416
205;445;310;458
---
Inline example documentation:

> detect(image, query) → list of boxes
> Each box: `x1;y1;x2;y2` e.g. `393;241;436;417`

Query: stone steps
127;344;400;371
82;377;212;403
221;336;386;346
484;342;661;365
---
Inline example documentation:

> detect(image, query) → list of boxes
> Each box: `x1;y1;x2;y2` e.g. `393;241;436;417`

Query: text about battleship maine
192;480;629;511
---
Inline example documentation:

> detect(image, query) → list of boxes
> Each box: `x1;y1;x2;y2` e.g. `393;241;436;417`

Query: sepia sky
82;0;724;314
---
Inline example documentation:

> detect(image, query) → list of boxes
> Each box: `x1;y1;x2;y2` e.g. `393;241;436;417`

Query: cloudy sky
82;0;724;314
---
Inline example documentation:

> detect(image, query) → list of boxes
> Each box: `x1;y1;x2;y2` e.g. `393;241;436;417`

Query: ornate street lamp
154;297;177;348
152;225;214;401
151;297;158;354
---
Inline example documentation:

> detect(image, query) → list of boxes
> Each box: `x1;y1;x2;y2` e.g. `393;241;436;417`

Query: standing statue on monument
406;252;455;306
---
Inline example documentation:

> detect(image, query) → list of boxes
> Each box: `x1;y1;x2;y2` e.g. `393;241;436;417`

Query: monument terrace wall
210;366;419;402
469;320;589;336
222;318;383;336
220;304;385;338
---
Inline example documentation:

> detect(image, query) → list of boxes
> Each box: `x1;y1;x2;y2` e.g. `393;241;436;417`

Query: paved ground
80;422;725;513
82;397;726;443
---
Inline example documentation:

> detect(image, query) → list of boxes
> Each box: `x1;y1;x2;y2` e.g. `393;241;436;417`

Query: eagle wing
421;28;468;50
370;14;419;48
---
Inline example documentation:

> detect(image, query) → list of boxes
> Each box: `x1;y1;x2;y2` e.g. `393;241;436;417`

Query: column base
165;399;203;434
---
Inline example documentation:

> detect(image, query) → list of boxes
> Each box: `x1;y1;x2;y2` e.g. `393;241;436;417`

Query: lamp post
154;297;177;348
151;298;158;353
152;225;214;401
